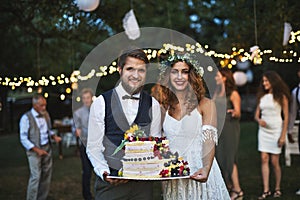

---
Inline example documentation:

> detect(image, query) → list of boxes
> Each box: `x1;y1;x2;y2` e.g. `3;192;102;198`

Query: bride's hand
190;168;209;183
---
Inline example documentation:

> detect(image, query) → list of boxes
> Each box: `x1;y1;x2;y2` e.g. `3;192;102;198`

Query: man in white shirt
86;48;161;199
19;94;61;200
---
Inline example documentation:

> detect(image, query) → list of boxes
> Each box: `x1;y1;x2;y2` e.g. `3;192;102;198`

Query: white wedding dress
162;109;230;200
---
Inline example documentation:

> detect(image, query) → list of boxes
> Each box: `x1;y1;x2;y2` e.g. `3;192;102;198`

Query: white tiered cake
122;141;167;178
113;125;190;178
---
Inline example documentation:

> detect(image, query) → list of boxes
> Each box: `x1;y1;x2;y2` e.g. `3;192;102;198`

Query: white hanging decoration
233;71;247;86
250;45;259;59
283;22;292;46
122;9;140;40
77;0;100;12
249;45;262;65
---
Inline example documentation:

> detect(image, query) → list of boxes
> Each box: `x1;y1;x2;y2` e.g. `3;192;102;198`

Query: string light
289;30;300;44
60;94;65;101
2;34;300;97
65;88;72;94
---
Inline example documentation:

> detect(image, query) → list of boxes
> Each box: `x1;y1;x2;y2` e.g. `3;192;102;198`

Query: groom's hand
103;171;128;186
190;168;209;183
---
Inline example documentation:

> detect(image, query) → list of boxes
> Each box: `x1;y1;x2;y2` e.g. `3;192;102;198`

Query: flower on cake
112;124;139;155
154;139;171;159
112;124;157;156
124;124;146;142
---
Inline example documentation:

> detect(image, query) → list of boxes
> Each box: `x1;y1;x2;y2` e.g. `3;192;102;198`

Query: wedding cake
121;140;168;178
113;125;190;178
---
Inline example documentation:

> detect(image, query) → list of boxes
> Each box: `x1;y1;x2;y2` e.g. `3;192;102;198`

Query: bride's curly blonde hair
151;60;206;115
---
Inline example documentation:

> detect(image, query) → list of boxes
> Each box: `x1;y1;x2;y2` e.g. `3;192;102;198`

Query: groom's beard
121;80;144;95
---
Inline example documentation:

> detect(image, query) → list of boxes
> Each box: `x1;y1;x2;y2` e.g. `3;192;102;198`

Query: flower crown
159;53;204;77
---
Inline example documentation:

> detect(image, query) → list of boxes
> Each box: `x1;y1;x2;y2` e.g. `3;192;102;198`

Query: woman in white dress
254;71;290;199
152;53;230;200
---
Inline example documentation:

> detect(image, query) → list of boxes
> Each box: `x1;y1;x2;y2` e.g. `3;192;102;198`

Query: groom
86;48;161;199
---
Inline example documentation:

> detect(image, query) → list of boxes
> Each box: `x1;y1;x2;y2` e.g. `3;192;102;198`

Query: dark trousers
80;144;93;200
298;123;300;151
94;176;153;200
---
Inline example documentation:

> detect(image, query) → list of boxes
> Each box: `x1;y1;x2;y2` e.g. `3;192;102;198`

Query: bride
152;53;230;200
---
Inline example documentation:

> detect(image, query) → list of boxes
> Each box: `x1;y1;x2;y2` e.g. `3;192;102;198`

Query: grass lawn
0;121;299;199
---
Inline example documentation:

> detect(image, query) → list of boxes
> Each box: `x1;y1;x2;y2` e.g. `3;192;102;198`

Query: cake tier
123;155;155;161
122;171;162;178
122;159;170;178
125;141;156;153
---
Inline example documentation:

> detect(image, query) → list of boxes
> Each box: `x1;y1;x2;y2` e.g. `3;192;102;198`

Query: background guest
213;68;243;200
73;88;94;200
287;67;300;195
254;71;290;199
19;94;61;200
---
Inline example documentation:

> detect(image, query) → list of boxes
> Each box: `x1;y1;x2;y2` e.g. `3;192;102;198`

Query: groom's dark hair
118;48;149;69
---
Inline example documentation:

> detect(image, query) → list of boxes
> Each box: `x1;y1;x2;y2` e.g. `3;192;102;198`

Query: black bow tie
122;95;140;100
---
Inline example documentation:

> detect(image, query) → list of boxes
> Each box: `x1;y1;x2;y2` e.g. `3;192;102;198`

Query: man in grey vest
86;48;161;199
20;94;61;200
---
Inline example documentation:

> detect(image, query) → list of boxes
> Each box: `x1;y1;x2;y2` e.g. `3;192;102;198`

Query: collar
82;105;91;112
115;83;141;99
31;108;41;118
83;105;90;110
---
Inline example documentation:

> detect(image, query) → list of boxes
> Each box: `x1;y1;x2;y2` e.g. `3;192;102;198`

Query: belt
40;143;49;147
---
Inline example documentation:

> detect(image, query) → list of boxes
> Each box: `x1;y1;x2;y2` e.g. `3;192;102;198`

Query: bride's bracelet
202;125;218;145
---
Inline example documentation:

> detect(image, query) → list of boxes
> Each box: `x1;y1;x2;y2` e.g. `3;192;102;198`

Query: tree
1;0;299;77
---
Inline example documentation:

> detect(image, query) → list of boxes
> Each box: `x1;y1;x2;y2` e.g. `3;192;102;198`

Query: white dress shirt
86;84;161;179
73;105;90;146
20;108;53;150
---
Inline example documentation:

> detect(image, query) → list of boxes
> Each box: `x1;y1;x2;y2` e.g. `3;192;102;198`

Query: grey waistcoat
26;111;52;148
